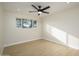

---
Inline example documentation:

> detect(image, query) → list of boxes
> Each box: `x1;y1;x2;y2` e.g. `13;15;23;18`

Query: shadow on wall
46;24;79;49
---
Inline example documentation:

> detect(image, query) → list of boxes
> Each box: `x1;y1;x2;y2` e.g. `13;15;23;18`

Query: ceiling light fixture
38;11;42;14
38;11;42;15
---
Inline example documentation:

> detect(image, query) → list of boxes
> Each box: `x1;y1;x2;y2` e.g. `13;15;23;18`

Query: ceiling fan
29;5;50;16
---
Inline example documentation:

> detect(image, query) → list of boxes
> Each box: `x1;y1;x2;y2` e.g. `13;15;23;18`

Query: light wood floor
3;39;79;56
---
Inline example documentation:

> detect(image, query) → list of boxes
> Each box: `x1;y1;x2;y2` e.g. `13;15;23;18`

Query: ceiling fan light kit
38;11;42;14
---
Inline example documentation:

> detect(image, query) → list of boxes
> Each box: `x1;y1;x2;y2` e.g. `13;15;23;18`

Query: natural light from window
46;24;67;44
46;24;79;49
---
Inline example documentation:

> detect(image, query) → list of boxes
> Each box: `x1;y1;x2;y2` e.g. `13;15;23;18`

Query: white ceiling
2;2;79;17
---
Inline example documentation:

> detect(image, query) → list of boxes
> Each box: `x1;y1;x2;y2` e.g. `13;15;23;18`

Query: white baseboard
45;39;66;45
43;36;66;46
4;39;41;47
45;38;79;50
4;38;79;50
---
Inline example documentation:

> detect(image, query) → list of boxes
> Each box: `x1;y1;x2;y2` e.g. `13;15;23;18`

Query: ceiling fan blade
29;11;37;13
42;11;49;14
32;5;38;10
42;6;50;10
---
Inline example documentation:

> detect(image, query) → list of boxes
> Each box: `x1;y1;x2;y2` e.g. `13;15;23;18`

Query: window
16;18;37;28
16;18;21;28
22;19;32;28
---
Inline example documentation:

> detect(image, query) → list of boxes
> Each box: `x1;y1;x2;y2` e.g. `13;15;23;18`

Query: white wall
0;4;4;55
4;11;42;47
43;7;79;49
3;4;79;50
